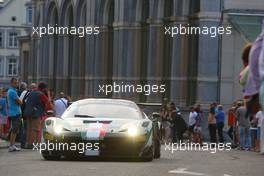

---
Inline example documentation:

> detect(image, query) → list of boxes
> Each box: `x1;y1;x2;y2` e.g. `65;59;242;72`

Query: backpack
21;91;31;115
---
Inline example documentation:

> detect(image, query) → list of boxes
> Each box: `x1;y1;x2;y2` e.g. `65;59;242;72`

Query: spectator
255;108;263;152
236;102;251;150
0;88;8;139
168;102;187;143
193;105;202;144
215;105;225;143
255;20;264;153
7;78;23;152
244;40;261;118
227;102;237;141
239;44;252;92
188;106;197;141
18;82;27;97
208;105;217;143
24;82;52;148
54;92;68;117
167;102;177;143
160;104;171;143
19;83;37;148
160;105;167;143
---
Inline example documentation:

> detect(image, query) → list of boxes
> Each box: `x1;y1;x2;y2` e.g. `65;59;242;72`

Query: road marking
168;168;232;176
168;168;207;175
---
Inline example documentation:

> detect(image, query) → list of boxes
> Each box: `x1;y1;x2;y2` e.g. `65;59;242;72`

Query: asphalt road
0;145;263;176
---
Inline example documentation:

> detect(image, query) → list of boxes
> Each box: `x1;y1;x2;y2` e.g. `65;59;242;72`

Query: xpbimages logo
32;24;100;37
164;142;232;154
164;24;232;38
98;82;166;95
33;142;100;154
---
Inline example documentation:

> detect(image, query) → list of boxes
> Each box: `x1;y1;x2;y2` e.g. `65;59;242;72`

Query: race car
41;98;161;161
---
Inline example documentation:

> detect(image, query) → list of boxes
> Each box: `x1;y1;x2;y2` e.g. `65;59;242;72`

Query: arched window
47;2;58;90
78;1;87;97
61;1;74;95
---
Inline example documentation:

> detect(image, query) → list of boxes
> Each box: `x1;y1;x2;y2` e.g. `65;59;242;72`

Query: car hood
52;117;147;133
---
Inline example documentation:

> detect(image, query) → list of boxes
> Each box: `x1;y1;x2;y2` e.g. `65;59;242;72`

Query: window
0;32;3;47
0;57;3;76
26;6;33;24
7;58;18;76
8;32;18;48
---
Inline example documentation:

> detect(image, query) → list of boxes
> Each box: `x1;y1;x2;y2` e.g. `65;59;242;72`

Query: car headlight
54;125;63;134
127;126;138;137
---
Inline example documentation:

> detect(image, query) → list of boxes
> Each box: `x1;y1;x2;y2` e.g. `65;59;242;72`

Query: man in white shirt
54;92;68;118
188;107;197;140
255;110;263;152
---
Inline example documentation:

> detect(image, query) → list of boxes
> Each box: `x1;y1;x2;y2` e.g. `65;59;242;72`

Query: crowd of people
159;98;263;153
158;24;264;151
0;78;70;152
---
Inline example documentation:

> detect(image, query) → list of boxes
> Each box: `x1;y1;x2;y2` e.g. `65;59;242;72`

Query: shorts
27;117;41;132
0;114;8;125
257;127;261;140
9;115;21;134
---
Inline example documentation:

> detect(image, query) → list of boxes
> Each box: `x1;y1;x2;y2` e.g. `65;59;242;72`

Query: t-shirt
228;109;236;126
7;87;21;117
54;98;68;117
188;111;197;126
236;106;250;128
19;90;30;102
0;97;8;116
256;111;264;127
216;110;225;124
24;90;52;118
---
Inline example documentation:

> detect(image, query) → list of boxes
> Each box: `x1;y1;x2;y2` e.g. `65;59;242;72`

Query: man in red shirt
23;82;53;148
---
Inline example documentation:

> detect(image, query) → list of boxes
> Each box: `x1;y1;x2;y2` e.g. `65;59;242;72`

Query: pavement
0;145;264;176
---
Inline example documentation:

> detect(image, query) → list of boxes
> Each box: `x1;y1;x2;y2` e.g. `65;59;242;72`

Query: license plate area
83;141;100;156
85;150;100;156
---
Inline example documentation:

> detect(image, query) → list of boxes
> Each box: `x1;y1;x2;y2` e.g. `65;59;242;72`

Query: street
0;145;263;176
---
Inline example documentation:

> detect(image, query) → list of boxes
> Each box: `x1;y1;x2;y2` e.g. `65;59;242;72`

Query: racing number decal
85;123;109;140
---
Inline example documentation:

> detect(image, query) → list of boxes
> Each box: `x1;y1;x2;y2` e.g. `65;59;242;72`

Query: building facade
23;0;264;106
0;0;32;87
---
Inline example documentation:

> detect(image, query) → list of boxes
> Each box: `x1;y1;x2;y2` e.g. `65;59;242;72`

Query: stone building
0;0;32;87
21;0;264;106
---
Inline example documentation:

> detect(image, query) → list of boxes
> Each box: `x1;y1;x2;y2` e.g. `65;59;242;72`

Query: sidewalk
0;139;9;149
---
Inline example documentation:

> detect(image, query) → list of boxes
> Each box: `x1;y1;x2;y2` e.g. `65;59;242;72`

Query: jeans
208;124;217;143
20;119;27;147
171;126;178;143
228;126;233;140
239;127;251;149
217;122;224;143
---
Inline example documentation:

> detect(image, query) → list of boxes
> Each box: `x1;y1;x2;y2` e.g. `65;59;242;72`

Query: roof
73;98;139;110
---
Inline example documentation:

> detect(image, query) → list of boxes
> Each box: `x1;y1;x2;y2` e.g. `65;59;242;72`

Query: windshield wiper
74;115;96;118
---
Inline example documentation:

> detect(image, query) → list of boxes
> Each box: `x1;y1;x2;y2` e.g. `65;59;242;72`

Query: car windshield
62;103;142;119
